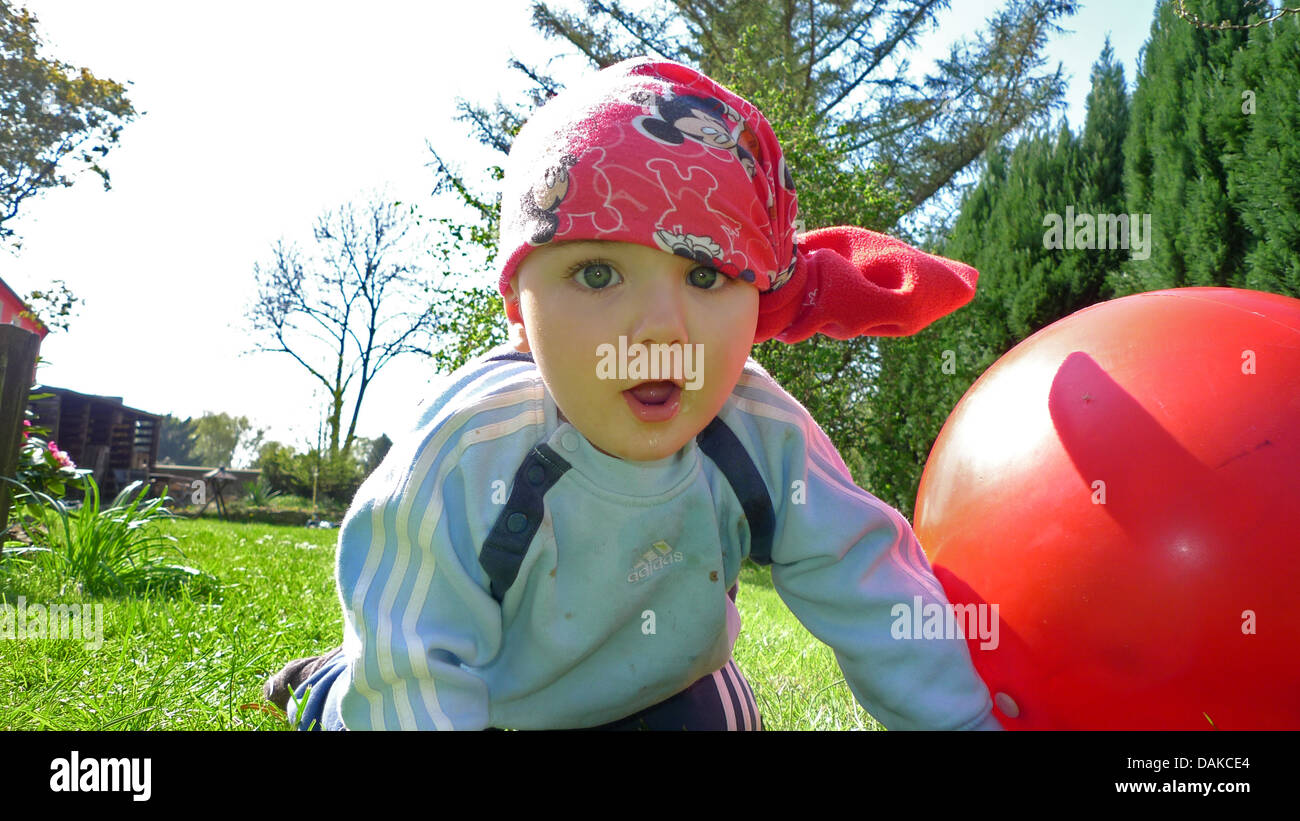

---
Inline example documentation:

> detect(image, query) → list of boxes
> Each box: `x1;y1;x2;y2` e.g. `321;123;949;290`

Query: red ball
915;288;1300;729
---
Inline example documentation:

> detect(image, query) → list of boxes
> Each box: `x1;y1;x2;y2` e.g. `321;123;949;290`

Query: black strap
694;416;776;566
479;443;572;602
477;350;776;604
483;350;535;364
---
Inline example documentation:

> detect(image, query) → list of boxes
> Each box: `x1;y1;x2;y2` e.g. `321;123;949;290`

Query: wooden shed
28;386;161;498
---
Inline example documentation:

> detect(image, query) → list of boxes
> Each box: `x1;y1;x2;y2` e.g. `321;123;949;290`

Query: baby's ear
503;293;523;326
502;280;530;352
502;277;521;320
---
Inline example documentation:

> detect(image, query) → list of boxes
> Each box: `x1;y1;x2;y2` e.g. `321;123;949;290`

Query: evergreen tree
1225;11;1300;297
867;41;1132;518
1119;0;1256;293
156;415;198;466
863;127;1084;516
1079;38;1132;282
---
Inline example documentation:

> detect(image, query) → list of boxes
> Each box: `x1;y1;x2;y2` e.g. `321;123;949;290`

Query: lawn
0;517;878;730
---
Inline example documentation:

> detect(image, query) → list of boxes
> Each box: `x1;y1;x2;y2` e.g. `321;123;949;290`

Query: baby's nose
631;280;689;346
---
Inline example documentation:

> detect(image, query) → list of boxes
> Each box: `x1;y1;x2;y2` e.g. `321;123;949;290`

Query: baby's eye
688;266;725;290
572;262;620;290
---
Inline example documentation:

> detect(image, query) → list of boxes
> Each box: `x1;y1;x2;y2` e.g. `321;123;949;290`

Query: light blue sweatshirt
331;345;1000;730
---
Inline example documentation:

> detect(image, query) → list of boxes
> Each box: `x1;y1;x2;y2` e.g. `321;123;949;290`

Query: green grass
0;519;340;730
0;518;877;730
733;563;882;730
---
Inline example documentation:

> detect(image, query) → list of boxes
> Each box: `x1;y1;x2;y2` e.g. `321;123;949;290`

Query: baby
265;57;1000;731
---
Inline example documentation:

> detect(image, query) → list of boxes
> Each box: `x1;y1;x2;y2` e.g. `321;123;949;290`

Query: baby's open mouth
622;381;682;422
626;381;677;404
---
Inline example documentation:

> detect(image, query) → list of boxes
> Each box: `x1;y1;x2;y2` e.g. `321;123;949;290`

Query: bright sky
3;0;1156;461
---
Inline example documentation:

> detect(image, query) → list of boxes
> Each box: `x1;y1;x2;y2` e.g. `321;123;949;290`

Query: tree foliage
191;412;263;469
254;439;368;507
359;433;392;475
427;1;1081;490
157;412;263;469
415;186;509;376
17;278;80;332
156;414;198;466
1223;6;1300;295
1119;0;1298;298
865;41;1132;517
1121;0;1255;292
1171;0;1300;29
0;1;136;244
523;0;1079;213
880;3;1300;519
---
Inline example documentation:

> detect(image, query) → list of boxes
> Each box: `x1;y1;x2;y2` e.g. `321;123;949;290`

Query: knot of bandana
497;57;978;344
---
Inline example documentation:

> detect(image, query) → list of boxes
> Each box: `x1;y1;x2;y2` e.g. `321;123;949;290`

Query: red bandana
497;58;978;344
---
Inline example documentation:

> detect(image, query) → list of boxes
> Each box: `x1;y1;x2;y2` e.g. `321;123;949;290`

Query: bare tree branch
246;194;438;458
1174;0;1299;29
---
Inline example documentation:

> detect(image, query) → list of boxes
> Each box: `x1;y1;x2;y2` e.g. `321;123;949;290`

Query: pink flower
46;440;74;468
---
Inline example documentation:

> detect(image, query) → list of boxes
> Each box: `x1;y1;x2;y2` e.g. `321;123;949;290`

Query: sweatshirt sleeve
333;356;539;730
726;362;1000;731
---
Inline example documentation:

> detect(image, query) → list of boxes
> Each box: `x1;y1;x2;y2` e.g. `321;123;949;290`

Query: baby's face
507;240;759;462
